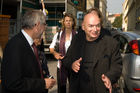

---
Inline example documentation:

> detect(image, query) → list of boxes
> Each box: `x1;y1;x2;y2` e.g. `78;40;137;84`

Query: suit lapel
20;32;40;71
20;32;35;56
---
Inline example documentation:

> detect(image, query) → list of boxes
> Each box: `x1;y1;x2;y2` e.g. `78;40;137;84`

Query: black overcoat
62;28;122;93
1;32;47;93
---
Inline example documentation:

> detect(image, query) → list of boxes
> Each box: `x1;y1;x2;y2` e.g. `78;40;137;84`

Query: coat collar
79;28;109;68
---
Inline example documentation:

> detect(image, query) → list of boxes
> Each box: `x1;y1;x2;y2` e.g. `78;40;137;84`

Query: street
1;0;140;92
47;55;69;93
46;55;120;93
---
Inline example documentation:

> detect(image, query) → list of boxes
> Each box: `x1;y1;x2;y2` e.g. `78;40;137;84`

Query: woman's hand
53;52;64;60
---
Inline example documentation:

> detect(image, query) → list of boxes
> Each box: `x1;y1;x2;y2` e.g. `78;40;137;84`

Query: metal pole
20;0;23;14
65;0;67;12
0;0;3;14
55;7;56;26
17;0;23;33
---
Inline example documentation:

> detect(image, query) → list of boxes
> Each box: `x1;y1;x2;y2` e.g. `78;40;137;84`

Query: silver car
112;31;140;93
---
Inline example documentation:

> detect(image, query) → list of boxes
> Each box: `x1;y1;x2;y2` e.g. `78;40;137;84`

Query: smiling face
82;13;101;41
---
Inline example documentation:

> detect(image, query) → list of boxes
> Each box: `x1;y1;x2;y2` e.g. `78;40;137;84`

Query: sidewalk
47;60;57;93
47;60;120;93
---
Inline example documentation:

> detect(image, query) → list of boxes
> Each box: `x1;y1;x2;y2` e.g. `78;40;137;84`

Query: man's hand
101;74;112;93
44;78;56;89
72;58;82;73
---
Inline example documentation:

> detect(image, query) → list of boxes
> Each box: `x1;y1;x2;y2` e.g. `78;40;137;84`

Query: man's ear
35;22;40;27
33;22;40;32
82;22;85;31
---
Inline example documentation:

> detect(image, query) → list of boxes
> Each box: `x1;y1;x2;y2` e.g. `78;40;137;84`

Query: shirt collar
21;29;34;46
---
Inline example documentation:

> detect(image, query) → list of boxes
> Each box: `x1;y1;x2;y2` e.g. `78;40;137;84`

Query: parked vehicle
117;28;123;32
112;31;140;93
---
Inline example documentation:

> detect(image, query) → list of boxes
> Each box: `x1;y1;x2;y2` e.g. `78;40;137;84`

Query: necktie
32;43;43;78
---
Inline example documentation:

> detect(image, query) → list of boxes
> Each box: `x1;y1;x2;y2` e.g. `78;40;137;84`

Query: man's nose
93;26;98;31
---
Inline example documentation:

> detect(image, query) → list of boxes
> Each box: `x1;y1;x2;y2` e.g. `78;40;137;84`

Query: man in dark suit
1;10;56;93
62;8;122;93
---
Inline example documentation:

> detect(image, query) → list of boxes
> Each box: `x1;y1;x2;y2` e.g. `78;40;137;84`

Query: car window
113;35;129;53
119;36;132;53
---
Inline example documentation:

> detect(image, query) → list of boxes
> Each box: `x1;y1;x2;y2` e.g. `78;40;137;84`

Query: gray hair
22;10;46;29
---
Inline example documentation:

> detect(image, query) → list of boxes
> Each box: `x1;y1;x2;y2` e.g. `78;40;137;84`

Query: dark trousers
57;68;68;93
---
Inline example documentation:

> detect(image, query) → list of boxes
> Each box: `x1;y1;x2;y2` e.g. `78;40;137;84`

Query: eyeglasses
42;23;47;26
34;23;47;27
41;23;47;27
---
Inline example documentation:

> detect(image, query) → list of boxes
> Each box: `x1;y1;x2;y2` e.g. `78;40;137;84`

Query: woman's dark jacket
62;28;122;93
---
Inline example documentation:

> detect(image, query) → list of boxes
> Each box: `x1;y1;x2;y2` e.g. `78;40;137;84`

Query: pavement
46;58;120;93
0;54;120;93
47;59;58;93
0;55;58;93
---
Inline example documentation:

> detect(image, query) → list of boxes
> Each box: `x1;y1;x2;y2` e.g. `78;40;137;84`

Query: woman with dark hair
49;13;77;93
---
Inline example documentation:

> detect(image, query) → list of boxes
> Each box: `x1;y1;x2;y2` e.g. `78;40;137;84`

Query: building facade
100;0;107;27
123;0;140;32
108;13;121;28
44;0;86;27
1;0;42;38
86;0;107;28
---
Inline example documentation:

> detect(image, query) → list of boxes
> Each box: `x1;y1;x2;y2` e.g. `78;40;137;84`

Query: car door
113;34;129;77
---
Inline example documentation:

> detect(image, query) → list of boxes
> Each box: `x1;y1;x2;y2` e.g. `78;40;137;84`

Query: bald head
82;8;102;41
83;8;103;26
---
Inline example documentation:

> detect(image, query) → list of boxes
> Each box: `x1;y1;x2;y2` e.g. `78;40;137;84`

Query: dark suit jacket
62;28;122;93
1;32;47;93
